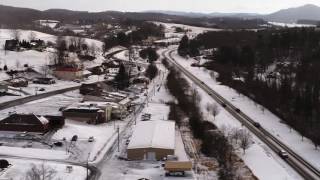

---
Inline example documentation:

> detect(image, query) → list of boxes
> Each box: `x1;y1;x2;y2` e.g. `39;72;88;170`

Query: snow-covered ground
0;29;111;104
99;59;193;180
0;158;87;180
164;47;305;180
268;21;316;28
153;22;221;39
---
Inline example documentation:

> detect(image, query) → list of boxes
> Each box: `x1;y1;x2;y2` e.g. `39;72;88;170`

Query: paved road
163;48;320;180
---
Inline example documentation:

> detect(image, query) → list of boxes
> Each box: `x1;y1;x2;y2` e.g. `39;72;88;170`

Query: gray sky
1;0;320;14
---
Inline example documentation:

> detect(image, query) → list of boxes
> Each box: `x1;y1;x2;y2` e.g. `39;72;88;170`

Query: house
8;78;28;87
127;120;175;160
62;107;106;124
79;83;102;96
4;39;19;51
53;67;83;80
30;39;45;49
0;114;50;133
33;77;56;85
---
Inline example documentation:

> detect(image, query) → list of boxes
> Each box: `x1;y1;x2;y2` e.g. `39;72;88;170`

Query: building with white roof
127;120;175;160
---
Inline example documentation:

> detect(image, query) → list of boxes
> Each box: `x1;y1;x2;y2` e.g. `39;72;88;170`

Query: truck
164;161;192;177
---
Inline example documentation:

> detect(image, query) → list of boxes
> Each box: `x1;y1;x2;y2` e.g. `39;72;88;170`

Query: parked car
88;136;94;142
125;139;130;145
38;88;45;92
278;150;289;159
54;142;63;147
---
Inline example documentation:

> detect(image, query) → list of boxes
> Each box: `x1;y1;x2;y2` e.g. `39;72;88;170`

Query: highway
163;48;320;180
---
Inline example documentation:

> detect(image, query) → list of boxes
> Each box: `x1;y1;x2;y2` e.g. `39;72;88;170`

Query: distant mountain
145;10;209;18
150;4;320;23
147;10;260;19
265;4;320;23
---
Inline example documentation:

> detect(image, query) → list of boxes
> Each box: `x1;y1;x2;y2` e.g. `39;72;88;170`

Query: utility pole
117;126;120;152
87;152;91;180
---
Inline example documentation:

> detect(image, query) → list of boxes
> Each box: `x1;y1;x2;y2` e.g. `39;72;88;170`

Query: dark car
221;103;227;108
235;108;241;113
253;122;261;128
278;150;289;159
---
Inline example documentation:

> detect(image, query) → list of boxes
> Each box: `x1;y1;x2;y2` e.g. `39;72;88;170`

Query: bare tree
41;65;50;77
207;103;220;120
25;163;57;180
230;127;242;144
89;42;97;57
55;35;67;66
28;31;37;41
15;59;21;70
11;29;21;40
239;129;252;154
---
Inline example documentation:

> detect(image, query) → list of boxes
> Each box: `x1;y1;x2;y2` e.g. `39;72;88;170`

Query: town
0;1;320;180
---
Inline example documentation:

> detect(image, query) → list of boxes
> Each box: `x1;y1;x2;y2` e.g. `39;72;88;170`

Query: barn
127;120;175;161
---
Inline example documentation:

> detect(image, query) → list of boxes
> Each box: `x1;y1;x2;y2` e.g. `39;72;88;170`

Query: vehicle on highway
252;122;261;128
221;103;227;108
278;150;289;159
235;108;241;113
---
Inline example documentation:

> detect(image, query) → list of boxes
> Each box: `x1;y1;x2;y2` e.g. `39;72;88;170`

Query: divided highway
163;48;320;180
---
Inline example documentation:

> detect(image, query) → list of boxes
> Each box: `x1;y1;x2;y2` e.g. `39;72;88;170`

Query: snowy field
153;22;221;39
268;21;316;28
0;158;87;180
0;29;111;104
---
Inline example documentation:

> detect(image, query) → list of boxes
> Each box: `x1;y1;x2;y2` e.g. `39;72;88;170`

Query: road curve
163;48;320;180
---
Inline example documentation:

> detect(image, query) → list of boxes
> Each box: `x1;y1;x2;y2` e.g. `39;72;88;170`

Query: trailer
164;161;192;177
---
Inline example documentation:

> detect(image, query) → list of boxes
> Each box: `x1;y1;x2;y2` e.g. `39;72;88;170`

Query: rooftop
128;120;175;150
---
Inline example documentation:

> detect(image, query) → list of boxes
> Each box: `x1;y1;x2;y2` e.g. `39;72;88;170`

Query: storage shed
127;120;175;161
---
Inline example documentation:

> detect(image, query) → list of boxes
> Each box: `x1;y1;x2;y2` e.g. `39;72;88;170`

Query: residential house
53;67;83;80
4;39;19;51
33;77;56;85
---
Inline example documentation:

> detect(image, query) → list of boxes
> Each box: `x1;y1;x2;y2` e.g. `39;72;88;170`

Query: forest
178;27;320;148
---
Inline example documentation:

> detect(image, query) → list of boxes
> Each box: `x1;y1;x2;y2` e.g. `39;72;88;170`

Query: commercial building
127;120;175;160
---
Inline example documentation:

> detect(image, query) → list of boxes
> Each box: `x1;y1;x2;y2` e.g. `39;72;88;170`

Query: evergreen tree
114;64;130;90
178;35;189;56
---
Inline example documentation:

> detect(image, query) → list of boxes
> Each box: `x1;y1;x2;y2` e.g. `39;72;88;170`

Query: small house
4;39;19;51
33;77;56;85
8;78;28;87
79;83;102;96
53;67;83;81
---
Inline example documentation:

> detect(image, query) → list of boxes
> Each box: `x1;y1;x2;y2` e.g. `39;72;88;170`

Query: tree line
179;28;320;148
163;59;255;180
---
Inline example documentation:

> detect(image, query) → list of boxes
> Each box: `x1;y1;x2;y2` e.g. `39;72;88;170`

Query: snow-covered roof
128;120;175;150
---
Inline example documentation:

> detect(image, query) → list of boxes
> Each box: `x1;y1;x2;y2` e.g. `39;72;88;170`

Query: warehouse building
127;120;175;160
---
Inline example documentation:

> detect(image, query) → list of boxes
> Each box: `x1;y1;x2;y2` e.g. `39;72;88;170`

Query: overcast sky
1;0;320;14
